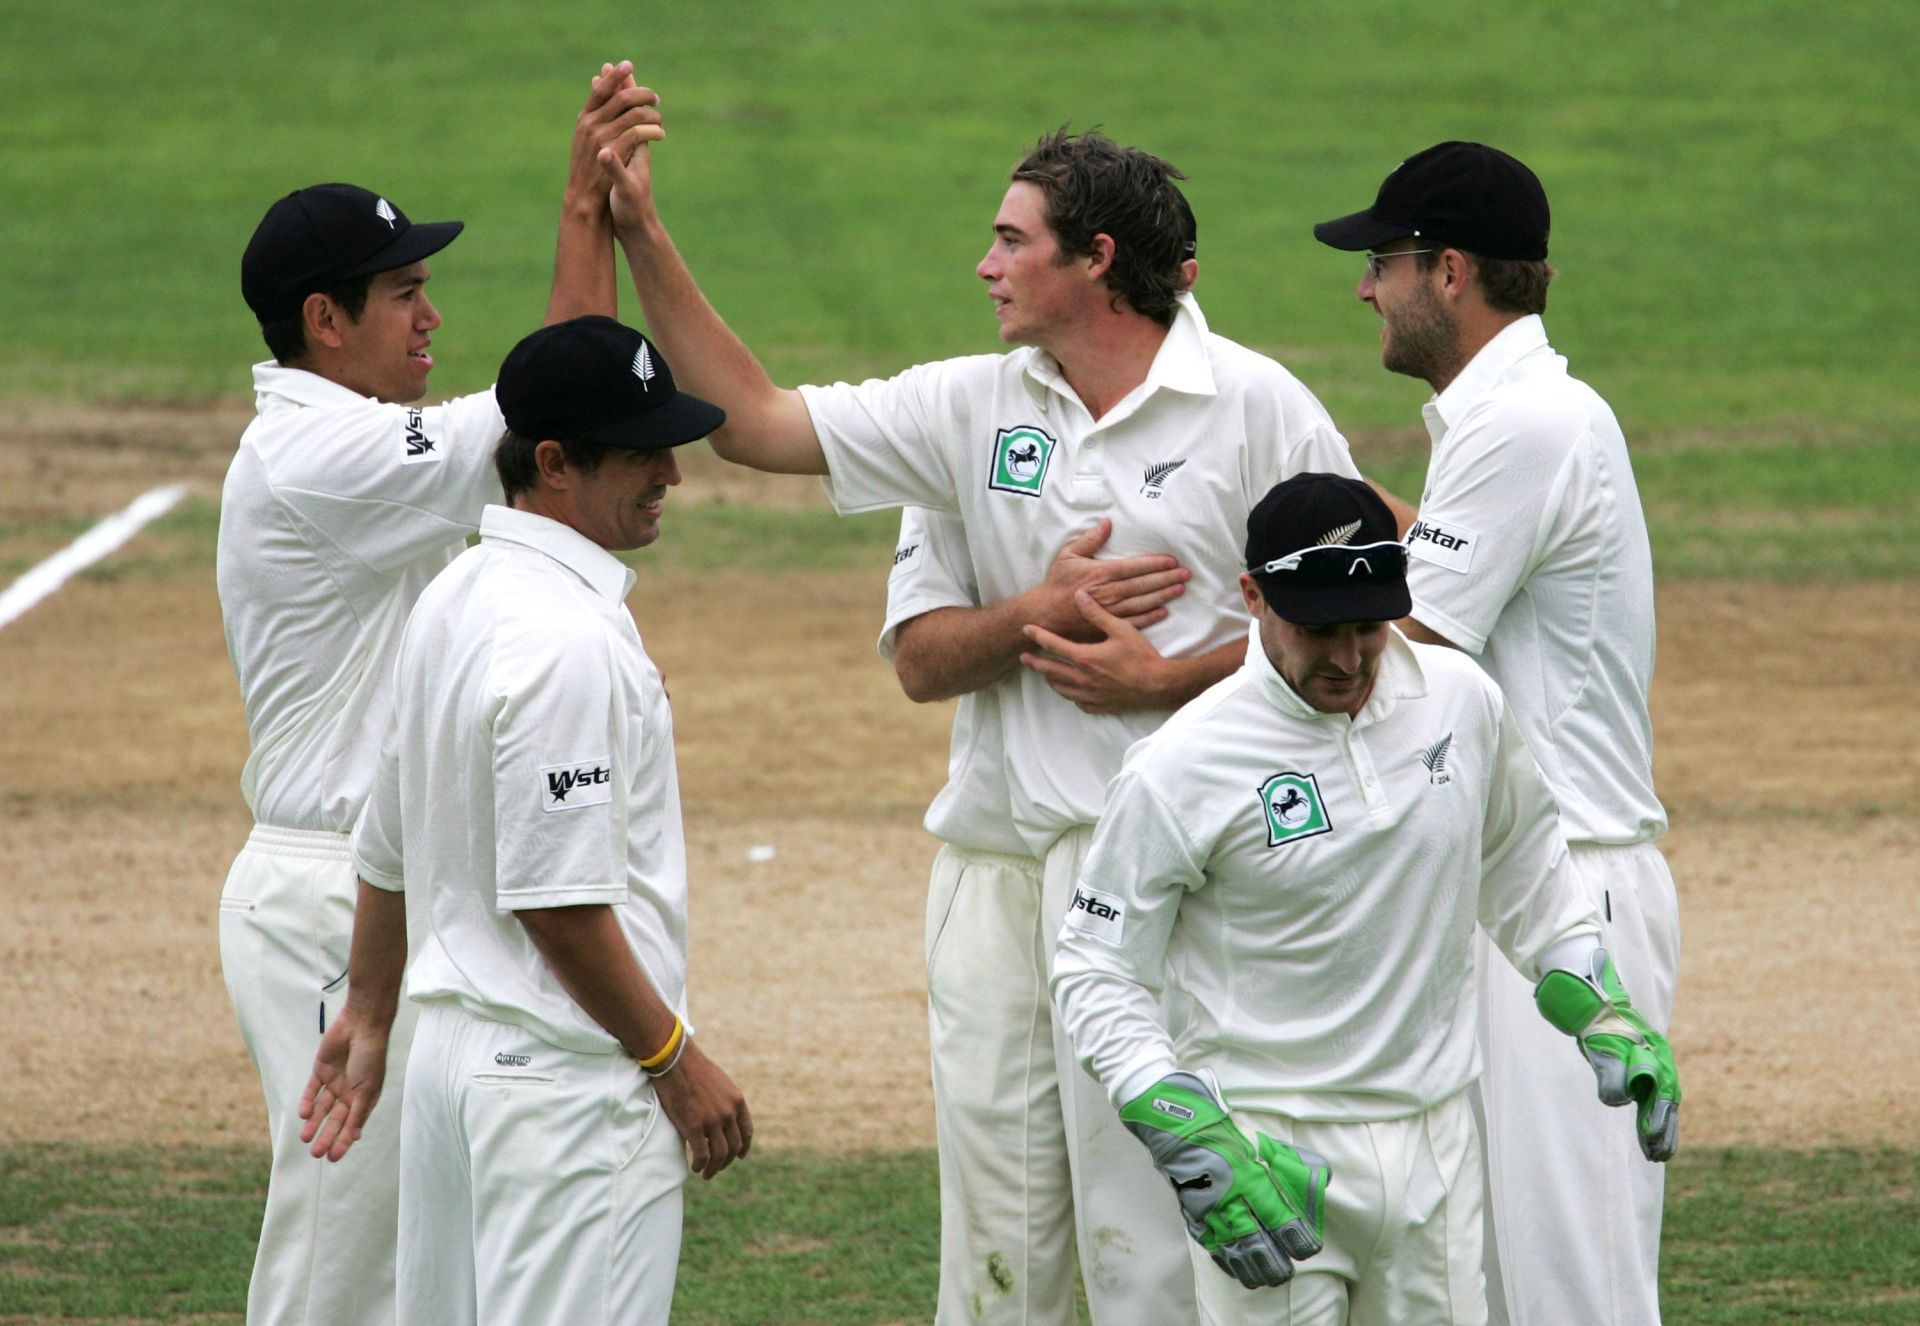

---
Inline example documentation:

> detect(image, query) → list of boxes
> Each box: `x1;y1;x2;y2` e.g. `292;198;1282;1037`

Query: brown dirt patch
0;409;1914;1153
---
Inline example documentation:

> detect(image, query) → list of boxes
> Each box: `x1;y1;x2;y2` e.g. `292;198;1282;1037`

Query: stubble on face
1381;273;1465;387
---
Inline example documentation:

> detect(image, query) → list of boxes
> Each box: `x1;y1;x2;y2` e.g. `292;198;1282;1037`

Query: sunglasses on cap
1251;540;1409;582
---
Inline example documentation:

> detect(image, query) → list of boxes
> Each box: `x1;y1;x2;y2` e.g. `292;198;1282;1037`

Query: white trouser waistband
939;842;1044;876
245;823;352;860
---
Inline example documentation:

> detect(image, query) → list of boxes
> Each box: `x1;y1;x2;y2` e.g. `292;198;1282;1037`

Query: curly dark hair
1011;127;1195;326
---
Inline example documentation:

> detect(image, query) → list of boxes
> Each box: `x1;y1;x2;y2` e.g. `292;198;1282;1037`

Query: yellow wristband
636;1017;685;1070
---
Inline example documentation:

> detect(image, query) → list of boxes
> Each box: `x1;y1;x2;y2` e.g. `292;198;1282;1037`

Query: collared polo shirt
1052;628;1598;1122
1405;316;1665;844
802;295;1358;853
353;505;688;1054
878;508;1028;857
217;362;506;831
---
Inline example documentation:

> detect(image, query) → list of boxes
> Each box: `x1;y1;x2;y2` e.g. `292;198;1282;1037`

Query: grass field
3;1145;1916;1324
3;1;1916;434
2;1;1916;1322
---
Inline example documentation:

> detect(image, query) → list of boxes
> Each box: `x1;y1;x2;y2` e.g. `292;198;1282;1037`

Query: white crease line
0;483;192;631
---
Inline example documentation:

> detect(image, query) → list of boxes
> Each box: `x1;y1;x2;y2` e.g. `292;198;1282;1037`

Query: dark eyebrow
994;223;1029;241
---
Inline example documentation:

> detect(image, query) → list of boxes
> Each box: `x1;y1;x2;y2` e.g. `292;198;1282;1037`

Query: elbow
895;661;946;705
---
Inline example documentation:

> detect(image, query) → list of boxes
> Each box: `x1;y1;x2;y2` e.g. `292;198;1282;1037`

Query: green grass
3;1;1917;447
8;424;1918;588
1;1144;1914;1323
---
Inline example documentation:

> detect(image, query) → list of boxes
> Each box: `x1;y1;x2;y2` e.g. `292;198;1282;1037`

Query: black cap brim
1312;210;1417;253
1255;576;1411;627
335;220;465;281
573;391;728;452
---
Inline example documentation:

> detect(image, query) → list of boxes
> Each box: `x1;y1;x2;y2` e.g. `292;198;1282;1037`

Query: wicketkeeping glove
1119;1071;1330;1289
1535;948;1682;1161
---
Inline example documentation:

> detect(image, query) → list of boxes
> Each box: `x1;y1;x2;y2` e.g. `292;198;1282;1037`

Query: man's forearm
893;602;1033;702
546;202;617;326
614;212;824;473
344;880;408;1025
1144;640;1245;711
517;904;680;1060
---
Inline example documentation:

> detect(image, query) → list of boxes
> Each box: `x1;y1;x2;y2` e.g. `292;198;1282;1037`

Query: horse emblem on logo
989;425;1057;497
1258;772;1332;847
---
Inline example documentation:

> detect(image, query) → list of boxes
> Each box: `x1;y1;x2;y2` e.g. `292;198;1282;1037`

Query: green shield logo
989;425;1057;497
1258;772;1332;847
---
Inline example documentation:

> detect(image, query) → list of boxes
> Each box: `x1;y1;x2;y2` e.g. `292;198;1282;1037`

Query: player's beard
1382;278;1466;389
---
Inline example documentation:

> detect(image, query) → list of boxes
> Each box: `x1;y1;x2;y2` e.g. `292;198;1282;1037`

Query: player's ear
303;292;348;351
1179;257;1199;292
1084;232;1117;283
1439;248;1474;301
1239;572;1265;616
532;439;574;490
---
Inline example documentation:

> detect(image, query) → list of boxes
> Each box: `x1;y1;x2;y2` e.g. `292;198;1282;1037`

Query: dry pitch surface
1;404;1915;1154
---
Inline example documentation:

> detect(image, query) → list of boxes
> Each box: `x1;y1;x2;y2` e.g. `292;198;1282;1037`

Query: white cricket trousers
1042;825;1201;1325
926;845;1077;1325
1191;1091;1486;1326
1476;840;1680;1326
398;1001;688;1326
218;824;415;1326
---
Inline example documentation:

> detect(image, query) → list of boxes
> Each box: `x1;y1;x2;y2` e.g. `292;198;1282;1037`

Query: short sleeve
1406;397;1585;653
351;724;407;892
487;616;627;910
877;508;979;661
800;361;975;516
268;388;508;575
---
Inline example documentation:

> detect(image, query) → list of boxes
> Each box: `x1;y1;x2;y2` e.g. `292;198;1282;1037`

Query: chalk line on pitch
0;483;192;631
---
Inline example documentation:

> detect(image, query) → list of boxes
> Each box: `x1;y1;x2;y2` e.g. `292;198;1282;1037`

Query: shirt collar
1245;621;1430;727
251;360;382;411
1021;292;1218;410
479;505;637;603
1422;314;1551;444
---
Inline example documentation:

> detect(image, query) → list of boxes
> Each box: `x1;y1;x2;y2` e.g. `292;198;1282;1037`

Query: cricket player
300;316;752;1324
1314;142;1682;1324
882;508;1187;1323
602;121;1358;1322
1052;472;1681;1325
216;63;663;1324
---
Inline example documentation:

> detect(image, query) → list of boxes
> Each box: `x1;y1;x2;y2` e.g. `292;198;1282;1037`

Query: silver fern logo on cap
632;342;657;390
375;197;398;229
1315;519;1362;547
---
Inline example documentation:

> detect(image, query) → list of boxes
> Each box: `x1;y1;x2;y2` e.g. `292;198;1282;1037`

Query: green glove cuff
1120;1073;1330;1288
1535;949;1683;1162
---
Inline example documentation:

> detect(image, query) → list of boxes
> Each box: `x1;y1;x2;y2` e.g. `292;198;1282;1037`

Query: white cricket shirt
878;508;1028;857
1052;628;1600;1122
1404;316;1665;844
803;294;1357;854
217;363;506;832
353;505;688;1055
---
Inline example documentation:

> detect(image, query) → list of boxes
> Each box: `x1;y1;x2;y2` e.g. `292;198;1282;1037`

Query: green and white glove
1119;1071;1331;1290
1535;947;1682;1162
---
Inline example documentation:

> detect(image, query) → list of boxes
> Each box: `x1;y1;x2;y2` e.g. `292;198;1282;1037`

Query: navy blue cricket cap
242;183;463;323
1245;473;1410;626
1313;141;1550;261
497;316;726;452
